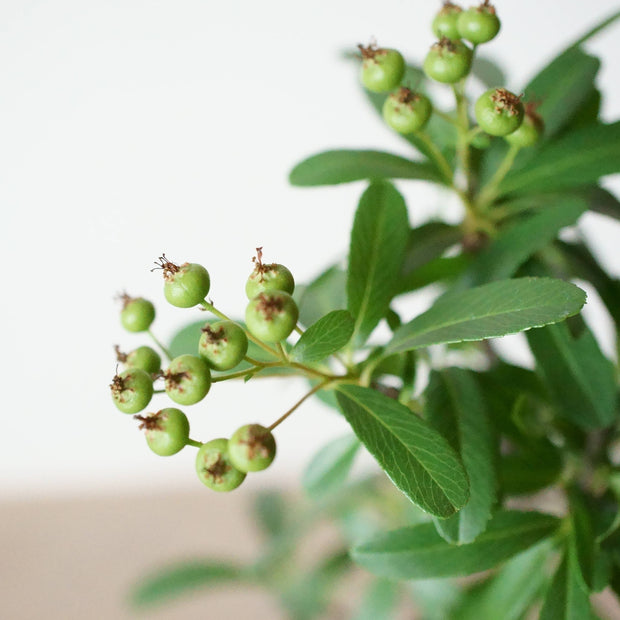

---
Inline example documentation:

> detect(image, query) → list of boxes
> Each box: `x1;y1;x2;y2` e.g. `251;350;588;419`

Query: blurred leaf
289;149;446;186
539;550;591;620
527;321;617;429
352;579;400;620
348;181;409;345
453;541;551;620
499;121;620;197
457;197;586;287
426;369;496;544
280;550;352;620
298;266;347;328
253;490;288;539
581;186;620;220
302;434;360;500
472;55;506;88
523;47;600;139
131;561;244;607
400;255;471;294
336;385;469;518
388;278;586;353
407;579;463;620
351;510;559;580
290;310;354;363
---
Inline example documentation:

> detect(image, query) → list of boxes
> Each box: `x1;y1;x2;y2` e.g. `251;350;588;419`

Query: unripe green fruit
228;424;276;473
471;131;492;149
382;88;432;134
198;321;249;371
246;263;295;299
245;291;299;343
423;38;473;84
475;88;524;136
110;368;153;414
137;408;190;456
432;3;463;40
505;109;544;147
195;438;246;491
165;354;211;405
153;256;210;308
359;46;405;93
120;296;155;332
457;3;500;45
126;346;161;375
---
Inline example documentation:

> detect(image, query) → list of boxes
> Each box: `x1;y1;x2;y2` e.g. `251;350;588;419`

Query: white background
1;0;619;497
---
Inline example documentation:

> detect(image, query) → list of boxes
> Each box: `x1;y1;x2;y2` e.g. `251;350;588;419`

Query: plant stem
433;108;458;126
416;131;454;185
452;81;472;197
147;329;173;361
294;324;304;336
276;342;289;362
478;143;521;210
268;381;330;431
186;439;202;448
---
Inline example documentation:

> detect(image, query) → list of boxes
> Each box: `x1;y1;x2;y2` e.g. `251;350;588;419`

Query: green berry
382;87;432;134
228;424;276;473
475;87;524;137
505;104;544;147
110;368;153;414
432;2;463;40
120;345;161;375
136;408;190;456
359;44;405;93
423;38;473;84
245;247;295;299
153;255;210;308
120;295;155;333
457;2;500;45
195;438;246;492
198;321;248;371
245;291;299;343
471;131;492;149
165;354;212;405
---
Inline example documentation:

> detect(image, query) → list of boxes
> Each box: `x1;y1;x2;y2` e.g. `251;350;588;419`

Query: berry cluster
359;1;543;147
110;249;305;492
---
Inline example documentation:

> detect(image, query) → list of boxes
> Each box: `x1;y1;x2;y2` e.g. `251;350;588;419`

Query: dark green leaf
426;369;496;544
347;181;410;344
539;551;591;620
527;321;616;429
131;561;243;607
388;278;587;353
453;541;551;620
582;186;620;221
351;510;559;580
336;385;469;518
400;256;472;294
458;198;586;287
523;47;600;138
290;310;354;363
289;149;445;186
298;266;347;328
302;434;360;500
499;121;620;197
569;486;598;591
352;579;400;620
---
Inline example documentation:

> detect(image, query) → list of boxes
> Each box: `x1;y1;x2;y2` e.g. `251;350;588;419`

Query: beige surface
1;490;287;620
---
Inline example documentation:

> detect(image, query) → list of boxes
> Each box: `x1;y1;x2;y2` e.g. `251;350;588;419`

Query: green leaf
581;186;620;221
336;385;469;518
499;121;620;196
527;321;617;429
458;197;586;287
523;47;600;139
388;277;587;353
453;541;551;620
298;266;347;328
351;510;559;580
539;551;592;620
131;561;243;607
302;434;360;500
472;55;506;89
252;490;288;539
426;369;496;544
347;181;410;344
569;486;598;591
352;579;400;620
290;310;354;363
289;149;445;186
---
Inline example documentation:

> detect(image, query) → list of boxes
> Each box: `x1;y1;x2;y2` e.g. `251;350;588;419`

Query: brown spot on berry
433;37;459;54
239;426;272;460
357;41;386;61
201;324;226;344
255;293;285;321
114;345;128;363
151;254;181;281
202;454;231;484
134;412;164;432
491;88;522;116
